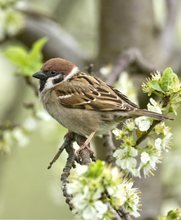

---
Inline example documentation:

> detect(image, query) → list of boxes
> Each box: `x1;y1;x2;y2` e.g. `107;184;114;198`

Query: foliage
142;68;181;114
5;37;48;76
0;37;48;153
113;68;180;177
67;160;140;220
0;0;24;40
158;208;181;220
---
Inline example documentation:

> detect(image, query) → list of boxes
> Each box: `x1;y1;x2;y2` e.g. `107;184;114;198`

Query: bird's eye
51;71;57;75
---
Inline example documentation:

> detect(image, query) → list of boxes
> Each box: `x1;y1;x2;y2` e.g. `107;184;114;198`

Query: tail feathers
133;109;173;121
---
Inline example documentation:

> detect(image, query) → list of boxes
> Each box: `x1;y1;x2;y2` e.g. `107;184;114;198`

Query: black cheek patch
40;79;47;92
53;74;64;84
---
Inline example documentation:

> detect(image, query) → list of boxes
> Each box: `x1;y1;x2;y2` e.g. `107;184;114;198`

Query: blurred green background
0;0;181;219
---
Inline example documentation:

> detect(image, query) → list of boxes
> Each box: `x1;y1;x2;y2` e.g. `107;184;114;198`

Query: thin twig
135;121;160;146
48;132;75;169
60;132;76;210
106;48;155;85
105;190;132;220
117;207;133;220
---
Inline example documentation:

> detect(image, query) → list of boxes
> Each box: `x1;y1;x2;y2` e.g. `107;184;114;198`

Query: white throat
42;74;60;91
64;66;79;81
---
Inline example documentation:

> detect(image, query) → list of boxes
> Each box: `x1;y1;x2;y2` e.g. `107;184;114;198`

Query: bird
33;58;170;154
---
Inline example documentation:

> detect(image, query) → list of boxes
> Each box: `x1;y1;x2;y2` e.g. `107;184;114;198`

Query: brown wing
54;73;138;111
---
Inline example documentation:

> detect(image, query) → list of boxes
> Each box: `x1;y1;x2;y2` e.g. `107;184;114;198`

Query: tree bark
98;0;178;70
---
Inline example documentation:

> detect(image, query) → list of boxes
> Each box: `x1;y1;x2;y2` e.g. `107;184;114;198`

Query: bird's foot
76;143;96;163
76;143;93;157
75;131;96;163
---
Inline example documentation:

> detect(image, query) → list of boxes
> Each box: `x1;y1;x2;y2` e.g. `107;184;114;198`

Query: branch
48;132;75;169
118;207;133;220
60;132;76;210
135;96;170;146
75;134;96;165
103;132;116;163
135;120;159;146
106;48;156;85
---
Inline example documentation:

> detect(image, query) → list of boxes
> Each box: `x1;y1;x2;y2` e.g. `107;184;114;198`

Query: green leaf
160;67;180;94
158;208;181;220
86;160;104;178
150;80;164;92
5;37;48;76
5;47;28;68
29;37;48;61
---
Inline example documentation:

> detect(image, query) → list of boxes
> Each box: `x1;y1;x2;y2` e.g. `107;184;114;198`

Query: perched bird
33;58;169;153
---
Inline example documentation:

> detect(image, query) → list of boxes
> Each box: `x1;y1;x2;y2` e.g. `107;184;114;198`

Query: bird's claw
76;144;95;162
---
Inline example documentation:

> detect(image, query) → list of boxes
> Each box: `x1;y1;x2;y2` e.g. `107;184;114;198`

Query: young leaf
29;37;48;62
5;37;48;76
5;47;28;68
160;67;180;94
150;80;164;93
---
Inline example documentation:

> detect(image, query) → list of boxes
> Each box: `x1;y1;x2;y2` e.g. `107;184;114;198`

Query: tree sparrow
33;58;170;153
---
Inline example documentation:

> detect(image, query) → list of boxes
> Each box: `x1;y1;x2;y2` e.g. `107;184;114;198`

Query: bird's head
33;58;79;91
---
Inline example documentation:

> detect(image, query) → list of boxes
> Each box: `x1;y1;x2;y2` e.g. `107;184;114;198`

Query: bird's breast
40;91;101;136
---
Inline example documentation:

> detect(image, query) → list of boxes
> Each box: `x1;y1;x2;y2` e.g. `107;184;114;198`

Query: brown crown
41;58;76;75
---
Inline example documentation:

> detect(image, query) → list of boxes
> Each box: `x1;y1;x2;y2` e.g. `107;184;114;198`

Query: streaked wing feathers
54;73;138;111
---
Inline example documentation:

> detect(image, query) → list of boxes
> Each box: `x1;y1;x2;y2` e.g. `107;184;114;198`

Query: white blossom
147;98;162;114
112;128;121;137
82;206;98;220
114;186;127;205
155;138;162;150
68;161;140;219
116;157;137;171
100;66;111;76
150;71;161;80
75;164;88;175
122;182;140;217
36;111;51;121
111;167;120;180
162;132;172;150
67;181;82;195
125;119;135;131
141;152;161;177
114;147;138;174
23;117;37;131
140;152;150;164
94;201;108;217
135;116;151;132
12;128;29;147
155;133;172;151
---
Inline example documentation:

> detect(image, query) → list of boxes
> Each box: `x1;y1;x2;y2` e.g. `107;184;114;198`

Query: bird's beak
33;71;47;80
